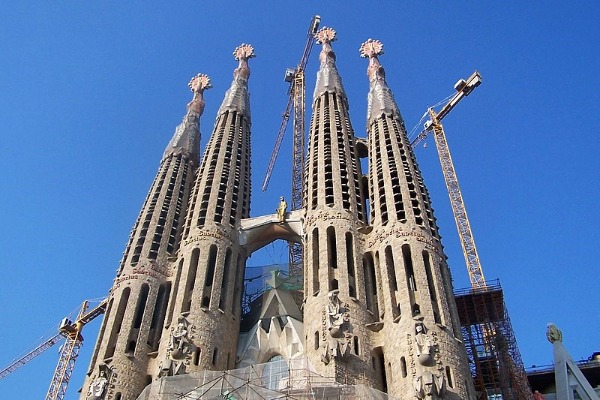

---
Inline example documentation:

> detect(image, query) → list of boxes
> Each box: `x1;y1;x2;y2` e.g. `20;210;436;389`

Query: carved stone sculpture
415;322;435;366
159;315;196;377
322;290;351;364
546;323;562;343
413;370;446;399
87;370;108;400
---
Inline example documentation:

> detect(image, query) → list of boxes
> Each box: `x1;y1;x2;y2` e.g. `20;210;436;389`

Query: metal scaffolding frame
454;280;532;399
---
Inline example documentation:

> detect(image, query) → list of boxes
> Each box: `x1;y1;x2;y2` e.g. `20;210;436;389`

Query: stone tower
360;39;475;399
153;44;254;375
79;31;477;400
81;73;211;399
302;27;375;384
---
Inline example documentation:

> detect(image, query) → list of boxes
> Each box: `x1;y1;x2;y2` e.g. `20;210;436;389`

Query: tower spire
217;43;254;120
163;74;211;165
359;39;401;126
313;27;346;101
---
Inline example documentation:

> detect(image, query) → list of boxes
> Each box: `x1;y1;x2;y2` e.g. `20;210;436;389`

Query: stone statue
322;290;351;364
169;318;192;359
413;370;446;399
87;370;108;400
415;322;434;366
546;323;562;343
276;196;287;222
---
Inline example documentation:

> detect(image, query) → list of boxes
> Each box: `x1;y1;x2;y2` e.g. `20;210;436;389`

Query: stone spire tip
360;39;385;81
187;73;211;114
315;27;337;44
359;38;384;58
232;44;255;80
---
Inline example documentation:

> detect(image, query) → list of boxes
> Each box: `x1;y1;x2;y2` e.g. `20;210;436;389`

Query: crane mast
411;71;485;288
262;15;320;278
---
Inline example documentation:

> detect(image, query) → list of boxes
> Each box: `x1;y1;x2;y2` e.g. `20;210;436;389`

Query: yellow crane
0;298;107;400
262;15;320;278
411;71;485;288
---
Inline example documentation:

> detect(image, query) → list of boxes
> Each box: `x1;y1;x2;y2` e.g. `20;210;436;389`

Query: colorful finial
316;27;337;44
187;73;211;114
359;39;384;59
360;39;386;81
189;73;212;93
233;44;255;61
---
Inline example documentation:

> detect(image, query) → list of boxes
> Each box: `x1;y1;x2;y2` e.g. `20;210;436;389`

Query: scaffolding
136;358;394;400
454;280;532;399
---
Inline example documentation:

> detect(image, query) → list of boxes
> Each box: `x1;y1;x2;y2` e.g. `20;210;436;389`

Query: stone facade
81;32;475;400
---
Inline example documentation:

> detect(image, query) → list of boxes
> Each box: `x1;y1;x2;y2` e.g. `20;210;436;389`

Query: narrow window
181;249;200;313
423;250;441;324
314;331;319;350
402;244;418;316
327;227;337;269
219;249;233;311
148;282;171;350
446;366;454;388
104;287;130;359
202;245;218;308
346;232;356;298
372;347;388;393
312;228;320;296
193;347;201;366
212;348;218;366
401;356;407;378
353;336;360;355
132;284;149;329
363;253;379;320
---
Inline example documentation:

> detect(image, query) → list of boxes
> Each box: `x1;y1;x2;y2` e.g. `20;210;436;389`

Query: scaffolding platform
454;280;532;399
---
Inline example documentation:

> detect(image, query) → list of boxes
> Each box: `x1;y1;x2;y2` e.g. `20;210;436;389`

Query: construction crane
261;15;320;278
411;71;485;288
0;298;107;400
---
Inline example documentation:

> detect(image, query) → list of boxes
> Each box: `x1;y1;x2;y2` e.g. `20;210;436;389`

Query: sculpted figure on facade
415;321;435;366
276;196;287;222
159;315;196;377
86;367;109;400
322;290;351;364
413;370;446;399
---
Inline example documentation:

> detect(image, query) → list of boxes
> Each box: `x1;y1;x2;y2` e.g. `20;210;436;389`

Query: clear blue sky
1;2;598;398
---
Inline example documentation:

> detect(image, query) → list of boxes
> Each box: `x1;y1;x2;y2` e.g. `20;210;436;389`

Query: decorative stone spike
233;43;255;60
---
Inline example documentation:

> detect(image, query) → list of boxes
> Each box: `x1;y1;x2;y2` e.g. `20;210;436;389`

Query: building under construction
1;17;537;400
455;281;531;399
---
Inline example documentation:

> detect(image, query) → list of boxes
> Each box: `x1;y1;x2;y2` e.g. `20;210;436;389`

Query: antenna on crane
261;15;320;279
410;71;485;288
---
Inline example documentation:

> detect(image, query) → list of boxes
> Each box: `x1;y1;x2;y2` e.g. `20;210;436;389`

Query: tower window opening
202;245;218;309
446;366;454;388
353;336;360;355
423;250;441;324
401;357;407;378
104;287;130;359
212;348;218;366
363;253;379;320
312;228;320;296
314;331;320;350
346;233;356;298
181;248;200;313
327;227;337;270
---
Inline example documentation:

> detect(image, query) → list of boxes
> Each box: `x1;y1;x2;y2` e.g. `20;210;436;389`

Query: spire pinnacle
217;44;255;120
316;27;337;64
360;39;385;82
163;73;210;163
360;39;401;126
233;43;255;80
187;73;212;114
